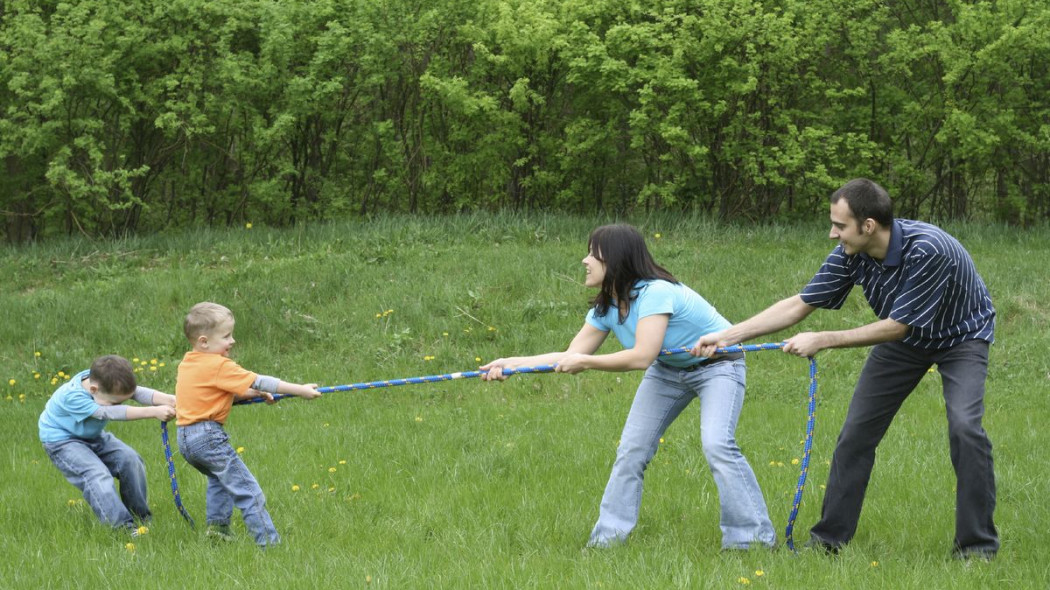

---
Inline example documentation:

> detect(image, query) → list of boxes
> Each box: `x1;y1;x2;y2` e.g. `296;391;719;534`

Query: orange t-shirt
175;351;257;426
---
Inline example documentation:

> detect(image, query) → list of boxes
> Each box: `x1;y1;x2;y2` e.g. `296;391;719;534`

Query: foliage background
2;0;1049;241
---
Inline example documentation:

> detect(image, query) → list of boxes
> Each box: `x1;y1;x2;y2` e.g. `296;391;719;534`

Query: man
692;178;999;560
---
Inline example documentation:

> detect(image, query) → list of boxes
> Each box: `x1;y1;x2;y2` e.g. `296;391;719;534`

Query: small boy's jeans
43;432;150;529
177;421;280;546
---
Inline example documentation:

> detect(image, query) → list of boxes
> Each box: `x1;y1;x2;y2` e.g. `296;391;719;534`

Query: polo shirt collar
883;220;904;267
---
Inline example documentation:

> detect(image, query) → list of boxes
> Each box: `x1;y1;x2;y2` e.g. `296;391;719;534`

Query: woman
481;224;775;549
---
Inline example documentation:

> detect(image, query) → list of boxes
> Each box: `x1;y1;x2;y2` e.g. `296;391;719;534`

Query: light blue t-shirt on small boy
38;370;105;443
585;279;732;367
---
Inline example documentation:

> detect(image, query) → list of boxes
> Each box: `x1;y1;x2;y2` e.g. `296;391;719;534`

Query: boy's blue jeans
43;432;150;529
587;359;775;549
177;421;280;546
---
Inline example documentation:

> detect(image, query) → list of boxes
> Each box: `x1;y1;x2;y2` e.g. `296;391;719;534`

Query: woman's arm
556;314;668;373
480;323;609;380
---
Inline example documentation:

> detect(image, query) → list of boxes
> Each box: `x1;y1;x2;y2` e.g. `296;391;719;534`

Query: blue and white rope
160;421;196;529
166;342;817;549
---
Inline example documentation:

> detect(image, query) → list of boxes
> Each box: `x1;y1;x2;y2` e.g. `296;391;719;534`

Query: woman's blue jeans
43;431;150;529
177;421;280;546
588;359;775;549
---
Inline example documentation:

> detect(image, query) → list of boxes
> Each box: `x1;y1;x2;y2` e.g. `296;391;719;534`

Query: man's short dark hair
830;178;894;228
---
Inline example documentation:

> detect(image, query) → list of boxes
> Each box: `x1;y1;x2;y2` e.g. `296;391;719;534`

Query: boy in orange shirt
175;302;321;546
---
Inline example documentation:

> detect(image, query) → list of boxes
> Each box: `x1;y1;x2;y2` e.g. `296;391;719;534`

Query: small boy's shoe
205;524;234;542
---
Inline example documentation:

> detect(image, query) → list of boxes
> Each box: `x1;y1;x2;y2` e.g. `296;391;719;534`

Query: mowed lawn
1;215;1047;589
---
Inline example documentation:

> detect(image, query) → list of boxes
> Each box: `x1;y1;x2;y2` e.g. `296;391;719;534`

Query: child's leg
93;432;151;521
204;472;234;527
178;422;279;546
43;438;136;529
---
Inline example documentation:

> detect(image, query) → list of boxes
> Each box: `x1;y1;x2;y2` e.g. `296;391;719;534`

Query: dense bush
2;0;1047;239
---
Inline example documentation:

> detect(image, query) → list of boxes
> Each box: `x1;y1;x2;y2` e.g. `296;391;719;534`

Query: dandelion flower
7;379;14;386
475;357;481;363
34;351;42;357
137;526;149;536
366;575;373;584
311;483;320;490
126;543;136;552
871;561;879;568
654;233;662;239
659;438;665;444
791;458;800;465
755;570;764;577
292;484;301;492
246;222;253;229
328;467;337;473
338;460;347;465
415;416;423;423
738;577;750;585
236;447;245;454
34;373;41;379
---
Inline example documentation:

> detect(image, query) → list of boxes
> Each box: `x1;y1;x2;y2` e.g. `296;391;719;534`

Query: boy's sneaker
205;524;234;542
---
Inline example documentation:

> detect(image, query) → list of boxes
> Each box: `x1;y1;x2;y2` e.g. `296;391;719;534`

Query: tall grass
1;214;1047;589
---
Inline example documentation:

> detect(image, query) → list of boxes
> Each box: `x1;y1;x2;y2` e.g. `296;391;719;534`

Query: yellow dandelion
375;313;382;318
487;326;496;332
659;437;665;444
7;379;14;386
236;447;245;454
292;484;301;492
415;416;423;422
246;222;253;229
738;578;750;585
149;366;157;371
159;363;165;368
137;526;149;536
871;561;879;568
366;575;373;584
125;542;136;552
791;458;800;465
132;358;140;363
323;422;330;428
311;483;320;490
338;460;347;465
755;570;764;577
140;361;147;366
51;378;58;385
328;467;337;473
34;373;41;379
654;233;662;239
67;499;78;507
328;486;335;493
19;394;26;403
150;359;158;365
5;396;12;402
442;332;449;337
475;357;481;363
34;351;42;357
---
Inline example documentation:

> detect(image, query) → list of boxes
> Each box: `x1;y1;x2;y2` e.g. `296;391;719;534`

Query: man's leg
810;342;929;549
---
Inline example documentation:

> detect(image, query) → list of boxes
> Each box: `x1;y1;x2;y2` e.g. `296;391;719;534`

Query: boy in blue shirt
39;355;176;535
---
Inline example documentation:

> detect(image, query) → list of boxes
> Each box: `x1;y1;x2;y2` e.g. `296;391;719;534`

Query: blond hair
184;302;235;341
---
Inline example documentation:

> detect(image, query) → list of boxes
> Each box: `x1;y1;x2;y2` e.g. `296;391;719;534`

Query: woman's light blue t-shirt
38;370;105;443
585;279;731;367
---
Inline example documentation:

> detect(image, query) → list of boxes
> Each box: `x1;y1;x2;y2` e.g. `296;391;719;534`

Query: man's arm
692;295;816;356
783;317;909;357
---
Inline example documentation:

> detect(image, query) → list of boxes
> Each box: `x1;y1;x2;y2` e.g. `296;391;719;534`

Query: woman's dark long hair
588;224;678;323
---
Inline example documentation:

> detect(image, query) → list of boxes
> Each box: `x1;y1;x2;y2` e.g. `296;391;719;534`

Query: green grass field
1;214;1047;589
